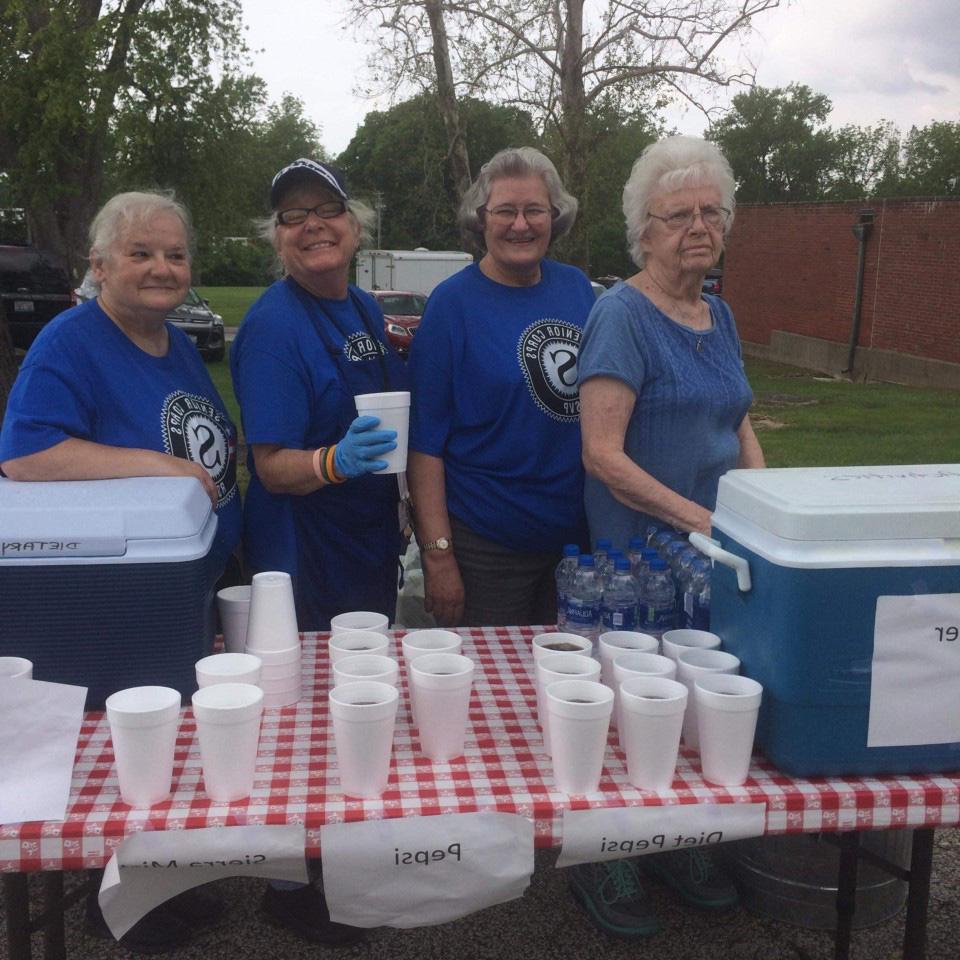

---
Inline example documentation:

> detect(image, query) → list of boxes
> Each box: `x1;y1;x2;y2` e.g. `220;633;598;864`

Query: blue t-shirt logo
162;391;238;507
517;318;582;422
342;330;387;362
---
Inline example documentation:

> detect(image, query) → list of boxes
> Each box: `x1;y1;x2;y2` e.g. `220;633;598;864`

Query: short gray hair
458;147;578;254
89;191;193;266
622;136;736;268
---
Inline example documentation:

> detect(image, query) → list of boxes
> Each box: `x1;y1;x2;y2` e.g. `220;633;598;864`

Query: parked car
702;268;723;296
0;244;74;353
590;281;606;298
371;290;427;358
76;274;225;362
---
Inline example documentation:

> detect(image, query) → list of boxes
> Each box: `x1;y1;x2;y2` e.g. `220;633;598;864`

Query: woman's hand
333;415;397;478
421;552;465;626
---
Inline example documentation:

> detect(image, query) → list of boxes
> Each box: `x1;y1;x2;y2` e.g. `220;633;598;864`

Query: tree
898;121;960;196
0;0;247;279
825;122;901;200
350;0;782;268
338;93;537;250
708;83;838;201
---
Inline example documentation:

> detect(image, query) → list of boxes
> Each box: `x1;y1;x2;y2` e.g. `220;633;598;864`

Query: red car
372;290;427;358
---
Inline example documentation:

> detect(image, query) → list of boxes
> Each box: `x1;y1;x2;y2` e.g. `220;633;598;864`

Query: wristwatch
421;536;452;553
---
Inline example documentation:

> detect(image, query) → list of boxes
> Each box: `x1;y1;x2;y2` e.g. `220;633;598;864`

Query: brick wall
723;198;960;368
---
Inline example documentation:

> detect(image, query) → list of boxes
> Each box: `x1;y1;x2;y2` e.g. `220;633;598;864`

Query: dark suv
0;245;74;352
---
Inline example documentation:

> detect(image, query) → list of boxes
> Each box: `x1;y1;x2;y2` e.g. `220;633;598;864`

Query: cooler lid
0;476;212;559
714;465;960;541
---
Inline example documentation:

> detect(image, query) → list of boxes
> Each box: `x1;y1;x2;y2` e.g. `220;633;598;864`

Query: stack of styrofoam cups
333;654;400;689
105;686;182;808
0;656;33;679
531;632;592;661
536;653;601;755
597;632;659;728
611;652;676;732
401;629;462;723
409;653;474;761
330;610;390;636
330;680;399;797
675;648;741;750
545;679;614;794
195;652;262;688
329;631;390;663
191;682;264;802
216;584;251;653
619;676;688;791
244;571;301;709
661;628;722;663
354;391;411;474
695;674;763;786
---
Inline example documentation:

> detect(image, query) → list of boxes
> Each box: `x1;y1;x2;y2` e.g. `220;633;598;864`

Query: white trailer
355;249;473;296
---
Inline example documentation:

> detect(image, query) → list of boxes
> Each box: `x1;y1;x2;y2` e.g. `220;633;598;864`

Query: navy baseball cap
270;158;349;208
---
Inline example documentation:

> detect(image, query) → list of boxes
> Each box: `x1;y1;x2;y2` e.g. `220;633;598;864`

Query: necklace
644;272;707;327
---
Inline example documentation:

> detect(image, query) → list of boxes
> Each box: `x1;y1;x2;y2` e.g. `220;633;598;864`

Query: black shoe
639;847;739;910
262;883;367;947
568;859;660;938
85;892;196;954
165;884;227;929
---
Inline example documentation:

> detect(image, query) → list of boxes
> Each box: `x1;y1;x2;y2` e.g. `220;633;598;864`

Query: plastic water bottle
565;555;602;647
683;557;712;630
627;536;646;576
649;528;676;560
593;538;613;583
600;558;640;631
644;522;665;546
671;546;700;618
603;549;624;590
554;543;580;629
639;558;676;638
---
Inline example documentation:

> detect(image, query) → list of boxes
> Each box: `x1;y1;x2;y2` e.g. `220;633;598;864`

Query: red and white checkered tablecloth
3;627;959;873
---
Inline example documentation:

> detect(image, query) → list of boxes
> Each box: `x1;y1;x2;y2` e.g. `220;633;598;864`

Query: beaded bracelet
324;444;346;483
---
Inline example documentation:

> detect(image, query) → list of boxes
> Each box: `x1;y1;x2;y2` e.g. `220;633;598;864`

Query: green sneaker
568;859;660;938
639;847;739;910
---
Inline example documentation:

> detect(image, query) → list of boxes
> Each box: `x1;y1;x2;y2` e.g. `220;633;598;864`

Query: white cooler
0;476;218;709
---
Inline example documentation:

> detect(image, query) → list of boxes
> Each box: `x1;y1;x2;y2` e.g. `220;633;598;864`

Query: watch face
436;537;450;550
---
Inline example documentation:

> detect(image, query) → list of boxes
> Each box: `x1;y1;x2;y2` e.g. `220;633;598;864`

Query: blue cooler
698;464;960;777
0;476;218;709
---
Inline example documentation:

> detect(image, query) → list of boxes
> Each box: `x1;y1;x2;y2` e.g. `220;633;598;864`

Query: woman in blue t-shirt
407;147;594;627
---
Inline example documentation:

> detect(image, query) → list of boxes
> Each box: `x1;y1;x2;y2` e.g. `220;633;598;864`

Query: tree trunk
558;0;589;271
424;0;472;200
0;317;19;427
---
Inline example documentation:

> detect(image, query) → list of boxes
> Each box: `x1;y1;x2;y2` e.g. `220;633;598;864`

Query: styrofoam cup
245;643;300;666
353;391;410;473
329;680;399;797
333;655;400;689
531;632;592;661
330;611;390;636
661;629;722;663
257;660;301;682
192;683;264;802
545;679;614;795
196;653;262;688
676;648;741;751
106;686;181;808
611;652;677;730
619;676;688;791
695;673;763;786
598;631;659;688
261;688;301;710
216;585;251;653
0;656;33;679
246;572;300;652
409;653;474;762
258;674;303;695
535;653;601;755
329;630;390;663
402;631;462;722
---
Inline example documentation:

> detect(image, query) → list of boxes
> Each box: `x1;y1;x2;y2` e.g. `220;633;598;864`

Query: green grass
197;285;958;478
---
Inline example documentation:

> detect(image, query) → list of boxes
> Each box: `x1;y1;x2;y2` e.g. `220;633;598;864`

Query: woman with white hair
407;146;594;627
571;136;764;935
0;190;241;577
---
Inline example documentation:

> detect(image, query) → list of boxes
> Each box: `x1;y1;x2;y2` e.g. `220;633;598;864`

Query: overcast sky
240;0;960;157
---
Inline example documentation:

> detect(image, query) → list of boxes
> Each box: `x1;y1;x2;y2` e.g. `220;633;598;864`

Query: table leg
40;873;66;960
902;828;934;960
833;831;861;960
3;873;32;960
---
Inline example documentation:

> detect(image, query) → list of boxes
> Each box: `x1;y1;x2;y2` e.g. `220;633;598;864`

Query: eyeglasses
481;205;555;225
276;201;347;226
647;206;731;231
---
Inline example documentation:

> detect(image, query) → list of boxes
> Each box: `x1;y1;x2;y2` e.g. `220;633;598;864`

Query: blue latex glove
333;415;397;478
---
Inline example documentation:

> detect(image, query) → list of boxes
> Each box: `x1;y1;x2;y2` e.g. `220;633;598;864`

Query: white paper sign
868;593;960;747
99;825;308;938
321;812;534;928
0;677;87;824
556;803;767;868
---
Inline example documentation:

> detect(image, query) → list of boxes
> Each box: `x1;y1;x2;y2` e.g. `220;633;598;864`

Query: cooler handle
689;532;752;593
